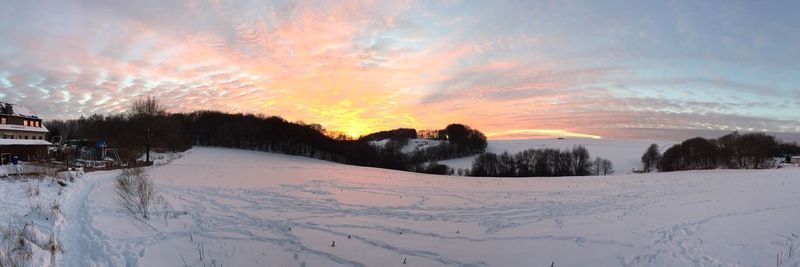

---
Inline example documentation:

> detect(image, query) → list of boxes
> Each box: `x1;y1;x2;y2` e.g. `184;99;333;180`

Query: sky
1;0;799;140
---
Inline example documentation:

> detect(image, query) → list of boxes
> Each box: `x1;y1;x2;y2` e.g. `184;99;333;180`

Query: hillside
31;147;799;266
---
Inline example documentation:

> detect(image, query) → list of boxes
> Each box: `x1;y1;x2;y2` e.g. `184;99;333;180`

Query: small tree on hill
593;157;614;175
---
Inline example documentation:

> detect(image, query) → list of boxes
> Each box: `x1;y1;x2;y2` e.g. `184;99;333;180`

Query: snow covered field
440;138;674;174
5;147;788;266
370;138;444;154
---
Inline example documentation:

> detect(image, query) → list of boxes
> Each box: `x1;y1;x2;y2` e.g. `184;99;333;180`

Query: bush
416;162;453;175
115;168;157;219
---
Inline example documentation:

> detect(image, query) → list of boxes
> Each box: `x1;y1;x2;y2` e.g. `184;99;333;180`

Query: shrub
417;162;453;175
115;168;157;219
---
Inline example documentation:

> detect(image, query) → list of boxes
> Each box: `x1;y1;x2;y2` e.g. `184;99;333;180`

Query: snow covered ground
15;147;795;266
440;138;673;174
0;177;66;266
370;138;444;154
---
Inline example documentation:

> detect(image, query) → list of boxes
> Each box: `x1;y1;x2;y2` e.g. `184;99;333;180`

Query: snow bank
0;177;67;267
139;151;182;166
57;147;800;266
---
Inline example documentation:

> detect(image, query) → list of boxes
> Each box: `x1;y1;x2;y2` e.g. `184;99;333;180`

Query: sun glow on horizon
487;129;603;140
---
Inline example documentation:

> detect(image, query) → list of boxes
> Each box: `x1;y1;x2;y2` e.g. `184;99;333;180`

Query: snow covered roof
0;102;40;119
0;124;49;133
0;139;52;146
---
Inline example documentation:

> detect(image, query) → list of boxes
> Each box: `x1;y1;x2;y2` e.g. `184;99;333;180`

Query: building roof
0;124;49;133
0;102;40;119
0;139;52;146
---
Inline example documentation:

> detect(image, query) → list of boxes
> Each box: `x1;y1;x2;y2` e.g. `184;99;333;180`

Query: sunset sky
1;0;799;140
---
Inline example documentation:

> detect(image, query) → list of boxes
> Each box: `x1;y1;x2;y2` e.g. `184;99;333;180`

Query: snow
369;138;444;154
440;138;674;174
0;102;38;118
0;123;50;133
0;177;65;266
9;104;37;118
0;139;52;145
28;147;800;266
138;151;182;166
400;139;444;153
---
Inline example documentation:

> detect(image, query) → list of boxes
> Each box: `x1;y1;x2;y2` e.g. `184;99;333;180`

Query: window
0;117;5;124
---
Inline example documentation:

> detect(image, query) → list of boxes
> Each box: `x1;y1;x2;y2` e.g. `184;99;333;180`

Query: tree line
641;131;800;172
44;97;487;174
469;146;613;177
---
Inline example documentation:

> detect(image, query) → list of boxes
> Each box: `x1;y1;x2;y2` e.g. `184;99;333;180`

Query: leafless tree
129;96;167;164
593;157;614;176
600;158;614;175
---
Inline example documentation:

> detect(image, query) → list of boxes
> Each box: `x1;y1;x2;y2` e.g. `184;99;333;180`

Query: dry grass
0;220;36;267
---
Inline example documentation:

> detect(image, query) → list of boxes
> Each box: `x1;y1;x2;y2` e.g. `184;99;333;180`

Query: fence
1;159;148;178
0;164;62;178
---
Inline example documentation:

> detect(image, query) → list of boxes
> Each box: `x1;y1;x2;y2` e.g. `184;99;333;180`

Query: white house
0;102;51;164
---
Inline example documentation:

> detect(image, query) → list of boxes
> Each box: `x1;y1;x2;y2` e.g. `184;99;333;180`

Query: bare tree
129;96;167;164
600;158;614;175
593;157;614;176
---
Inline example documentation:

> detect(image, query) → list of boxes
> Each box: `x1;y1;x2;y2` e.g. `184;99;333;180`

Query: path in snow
59;170;133;267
